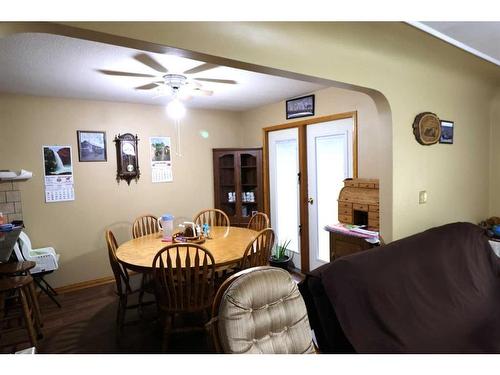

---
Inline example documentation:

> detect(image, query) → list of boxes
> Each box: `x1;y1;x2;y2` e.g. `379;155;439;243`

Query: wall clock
114;133;140;185
412;112;441;145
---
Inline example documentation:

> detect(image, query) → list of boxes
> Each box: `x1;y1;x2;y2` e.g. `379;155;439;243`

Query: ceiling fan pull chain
175;119;183;157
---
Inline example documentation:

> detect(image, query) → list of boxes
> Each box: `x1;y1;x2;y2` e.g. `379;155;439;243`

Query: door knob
308;197;314;205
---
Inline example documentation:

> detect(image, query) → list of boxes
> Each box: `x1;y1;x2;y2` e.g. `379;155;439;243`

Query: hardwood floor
1;270;305;354
1;274;209;354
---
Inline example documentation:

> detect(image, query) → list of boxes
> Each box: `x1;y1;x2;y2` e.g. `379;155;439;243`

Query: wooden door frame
262;111;358;273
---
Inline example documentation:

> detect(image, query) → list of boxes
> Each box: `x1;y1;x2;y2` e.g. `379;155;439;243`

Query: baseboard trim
54;275;116;294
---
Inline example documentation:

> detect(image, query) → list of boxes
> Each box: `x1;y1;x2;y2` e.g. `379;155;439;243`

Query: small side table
329;231;379;261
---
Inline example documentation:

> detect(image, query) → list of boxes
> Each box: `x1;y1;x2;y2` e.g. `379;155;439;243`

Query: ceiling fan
97;53;237;99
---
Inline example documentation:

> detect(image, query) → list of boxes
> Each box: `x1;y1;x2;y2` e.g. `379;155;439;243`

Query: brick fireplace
0;180;23;223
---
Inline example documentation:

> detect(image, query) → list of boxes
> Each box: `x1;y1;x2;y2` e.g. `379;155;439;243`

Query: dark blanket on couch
323;222;500;353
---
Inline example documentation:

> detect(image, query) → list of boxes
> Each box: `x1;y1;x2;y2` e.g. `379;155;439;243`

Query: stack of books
324;223;380;243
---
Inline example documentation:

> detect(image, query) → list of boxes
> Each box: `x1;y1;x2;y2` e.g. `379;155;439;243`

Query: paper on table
350;227;379;237
325;223;379;240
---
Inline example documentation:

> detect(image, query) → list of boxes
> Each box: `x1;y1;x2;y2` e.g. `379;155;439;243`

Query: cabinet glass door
239;152;258;223
218;153;236;219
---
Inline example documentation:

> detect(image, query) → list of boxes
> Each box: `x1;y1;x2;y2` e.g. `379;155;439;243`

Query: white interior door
268;128;301;269
307;118;354;270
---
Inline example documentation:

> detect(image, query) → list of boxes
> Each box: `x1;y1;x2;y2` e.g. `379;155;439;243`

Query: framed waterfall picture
42;145;75;203
286;94;315;119
77;130;107;162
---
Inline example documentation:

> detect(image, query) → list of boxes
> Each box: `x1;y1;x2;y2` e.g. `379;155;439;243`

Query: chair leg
161;314;172;352
138;275;145;319
26;282;43;339
0;291;5;320
33;277;61;308
115;295;127;345
19;287;37;348
119;295;127;331
204;308;216;353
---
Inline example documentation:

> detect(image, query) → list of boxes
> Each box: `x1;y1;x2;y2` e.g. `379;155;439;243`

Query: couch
299;222;500;353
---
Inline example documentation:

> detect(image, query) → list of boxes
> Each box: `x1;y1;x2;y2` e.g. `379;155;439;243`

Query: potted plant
270;239;292;270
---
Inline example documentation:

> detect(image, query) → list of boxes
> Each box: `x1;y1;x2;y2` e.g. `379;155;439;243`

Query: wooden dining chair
247;212;270;232
105;230;153;339
152;243;216;351
240;228;275;270
193;209;230;228
132;214;160;239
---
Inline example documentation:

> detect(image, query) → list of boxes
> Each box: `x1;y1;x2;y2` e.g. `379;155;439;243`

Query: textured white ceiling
414;22;500;67
0;33;327;111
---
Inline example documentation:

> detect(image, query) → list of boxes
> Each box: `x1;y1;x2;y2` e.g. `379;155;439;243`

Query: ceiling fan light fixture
163;74;188;90
166;97;186;120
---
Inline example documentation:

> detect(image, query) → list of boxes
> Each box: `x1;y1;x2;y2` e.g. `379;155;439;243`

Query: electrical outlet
419;190;427;204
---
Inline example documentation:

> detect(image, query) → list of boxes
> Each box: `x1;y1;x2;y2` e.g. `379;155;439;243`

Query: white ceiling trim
407;21;500;67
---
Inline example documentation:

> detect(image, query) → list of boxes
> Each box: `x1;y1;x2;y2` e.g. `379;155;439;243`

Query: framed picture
77;131;107;162
114;133;140;185
286;94;315;119
439;120;454;144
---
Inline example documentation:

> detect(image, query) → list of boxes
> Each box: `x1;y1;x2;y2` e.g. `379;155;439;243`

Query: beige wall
0;94;241;287
489;92;500;216
239;86;383;179
51;21;499;241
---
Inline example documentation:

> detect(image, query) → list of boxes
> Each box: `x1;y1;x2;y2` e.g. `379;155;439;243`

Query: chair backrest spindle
247;212;270;232
240;228;275;270
152;243;216;313
193;209;230;228
132;214;160;238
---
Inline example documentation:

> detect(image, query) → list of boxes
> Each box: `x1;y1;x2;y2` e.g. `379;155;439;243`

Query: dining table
116;226;258;273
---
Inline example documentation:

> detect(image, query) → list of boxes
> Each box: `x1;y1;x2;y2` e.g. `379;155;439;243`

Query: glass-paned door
307;118;354;270
268;128;301;269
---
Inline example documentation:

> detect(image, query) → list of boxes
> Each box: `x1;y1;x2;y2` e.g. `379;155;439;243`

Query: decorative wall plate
114;133;140;185
412;112;441;145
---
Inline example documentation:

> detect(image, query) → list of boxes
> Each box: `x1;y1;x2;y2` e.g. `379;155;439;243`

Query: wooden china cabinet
212;148;263;227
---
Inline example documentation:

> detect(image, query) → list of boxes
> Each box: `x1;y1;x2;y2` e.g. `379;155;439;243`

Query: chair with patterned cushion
208;266;316;354
193;209;230;228
239;228;275;270
152;243;217;351
132;214;160;239
247;212;269;232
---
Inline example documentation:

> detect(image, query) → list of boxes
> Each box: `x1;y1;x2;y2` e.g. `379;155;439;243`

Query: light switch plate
419;190;427;204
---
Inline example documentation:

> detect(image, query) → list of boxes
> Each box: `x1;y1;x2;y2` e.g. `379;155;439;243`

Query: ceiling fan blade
97;69;156;78
193;78;237;85
134;82;161;90
191;88;213;96
183;63;218;75
134;53;168;73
